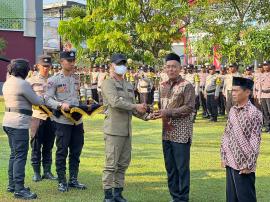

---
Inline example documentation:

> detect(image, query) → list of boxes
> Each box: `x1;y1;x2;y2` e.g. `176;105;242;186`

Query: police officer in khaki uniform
101;54;149;202
184;64;200;121
204;65;221;122
259;61;270;132
98;64;108;104
27;55;57;182
91;64;100;102
137;66;152;104
45;51;87;192
223;63;242;113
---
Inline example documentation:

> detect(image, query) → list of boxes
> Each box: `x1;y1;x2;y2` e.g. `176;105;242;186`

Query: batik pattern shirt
160;76;195;143
220;101;263;172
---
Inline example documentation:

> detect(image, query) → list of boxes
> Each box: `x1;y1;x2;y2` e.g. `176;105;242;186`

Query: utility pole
59;5;64;51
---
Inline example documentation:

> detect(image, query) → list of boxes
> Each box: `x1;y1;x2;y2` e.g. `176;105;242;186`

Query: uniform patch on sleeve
47;81;54;88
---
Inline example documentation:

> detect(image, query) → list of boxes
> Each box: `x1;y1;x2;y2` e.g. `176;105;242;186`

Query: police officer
137;66;152;104
198;65;209;118
184;64;200;121
204;65;221;122
223;63;242;113
98;64;108;104
45;51;87;192
218;66;226;115
27;55;57;182
3;59;44;199
259;61;270;132
254;64;264;111
101;53;149;202
91;64;100;103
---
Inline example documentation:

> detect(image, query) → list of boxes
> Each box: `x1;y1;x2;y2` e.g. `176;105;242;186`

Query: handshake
134;104;162;120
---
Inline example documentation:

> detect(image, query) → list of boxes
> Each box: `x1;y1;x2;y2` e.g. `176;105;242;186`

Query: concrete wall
0;31;36;83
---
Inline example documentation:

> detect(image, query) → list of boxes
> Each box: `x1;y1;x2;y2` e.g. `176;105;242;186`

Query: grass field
0;102;270;202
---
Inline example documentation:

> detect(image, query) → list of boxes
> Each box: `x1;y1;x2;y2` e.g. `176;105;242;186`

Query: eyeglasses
165;65;179;69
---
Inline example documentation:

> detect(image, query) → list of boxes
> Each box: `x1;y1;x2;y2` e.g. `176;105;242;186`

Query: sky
44;0;86;5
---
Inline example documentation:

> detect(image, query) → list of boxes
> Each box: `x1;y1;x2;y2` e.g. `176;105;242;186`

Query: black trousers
91;88;99;103
54;122;84;183
218;92;226;115
226;90;234;114
206;94;218;119
261;98;270;128
31;118;56;166
199;91;208;115
162;140;190;202
226;167;256;202
3;127;29;191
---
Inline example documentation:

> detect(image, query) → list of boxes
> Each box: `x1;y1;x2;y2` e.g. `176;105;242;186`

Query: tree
65;5;86;19
59;0;190;64
190;0;270;64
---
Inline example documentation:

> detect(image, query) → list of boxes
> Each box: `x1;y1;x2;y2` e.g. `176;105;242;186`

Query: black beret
233;77;254;90
38;55;52;66
245;65;254;71
228;63;238;68
187;64;194;69
208;65;216;70
60;51;76;59
111;53;127;64
165;53;180;63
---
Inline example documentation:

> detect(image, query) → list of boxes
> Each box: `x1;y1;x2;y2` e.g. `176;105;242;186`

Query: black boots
32;165;42;182
68;177;87;190
104;189;115;202
58;182;69;192
42;164;57;180
58;173;69;192
114;188;127;202
14;188;37;200
103;188;127;202
210;117;217;122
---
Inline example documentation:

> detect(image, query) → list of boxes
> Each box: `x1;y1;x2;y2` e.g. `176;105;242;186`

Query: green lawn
0;102;270;202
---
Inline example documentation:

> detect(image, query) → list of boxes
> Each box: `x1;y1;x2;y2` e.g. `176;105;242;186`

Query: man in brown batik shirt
153;53;195;202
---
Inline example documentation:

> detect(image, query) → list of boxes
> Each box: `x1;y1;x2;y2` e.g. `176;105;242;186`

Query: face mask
114;65;127;75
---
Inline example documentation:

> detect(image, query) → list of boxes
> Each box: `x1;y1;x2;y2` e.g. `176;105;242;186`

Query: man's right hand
135;104;147;113
221;161;226;168
61;103;70;111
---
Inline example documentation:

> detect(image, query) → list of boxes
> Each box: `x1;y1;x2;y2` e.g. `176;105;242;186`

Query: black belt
262;89;270;93
5;107;33;116
206;89;215;93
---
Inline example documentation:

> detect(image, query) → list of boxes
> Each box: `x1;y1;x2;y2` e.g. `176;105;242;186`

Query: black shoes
43;172;57;180
68;178;87;190
58;182;69;192
263;127;270;133
14;188;37;200
114;188;127;202
209;117;217;122
32;165;42;182
7;186;30;193
104;189;115;202
42;164;57;180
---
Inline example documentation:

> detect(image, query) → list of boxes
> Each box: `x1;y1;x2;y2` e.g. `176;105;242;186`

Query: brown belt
262;89;270;93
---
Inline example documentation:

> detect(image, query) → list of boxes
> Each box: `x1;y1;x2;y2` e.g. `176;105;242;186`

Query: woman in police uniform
2;59;44;200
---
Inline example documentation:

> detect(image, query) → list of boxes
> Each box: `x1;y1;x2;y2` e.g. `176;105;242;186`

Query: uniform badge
47;81;54;88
